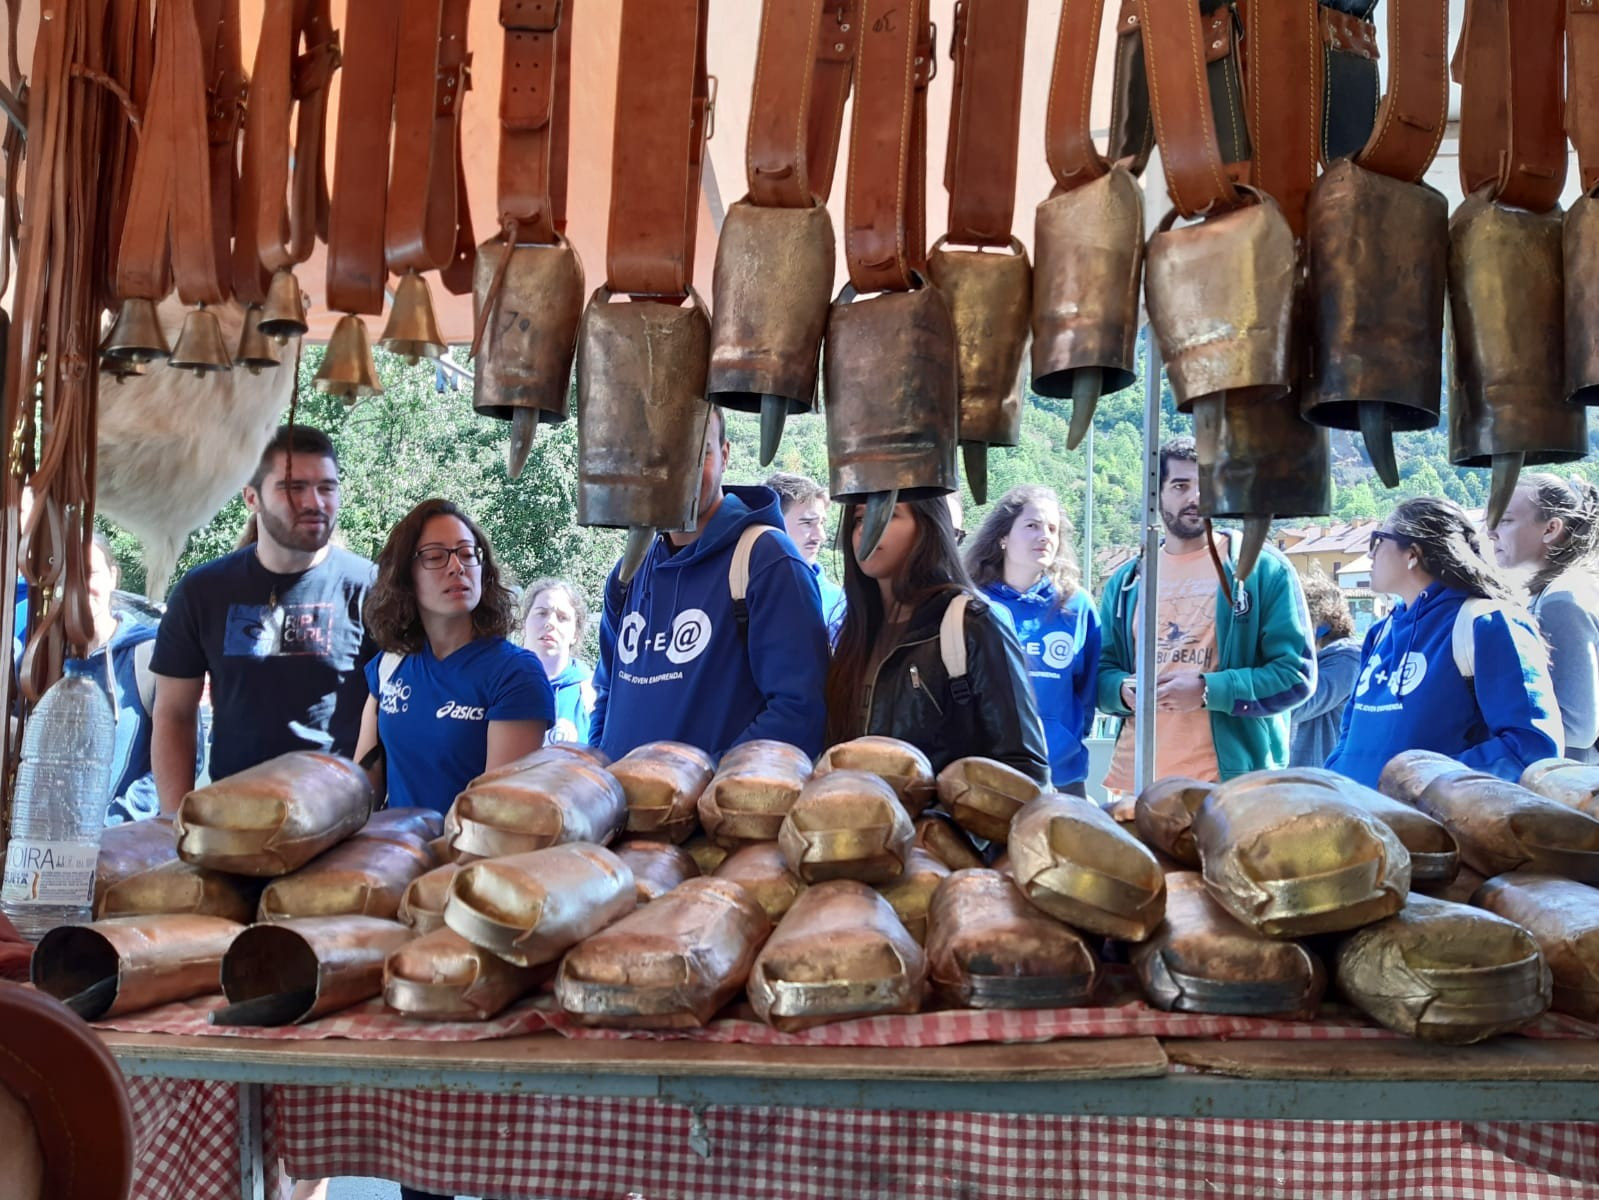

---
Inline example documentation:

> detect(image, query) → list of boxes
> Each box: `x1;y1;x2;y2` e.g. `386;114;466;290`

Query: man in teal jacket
1097;438;1316;792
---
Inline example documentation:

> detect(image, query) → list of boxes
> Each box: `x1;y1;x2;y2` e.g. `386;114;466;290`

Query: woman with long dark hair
965;485;1099;794
1489;474;1599;762
353;499;553;814
1326;496;1561;787
824;496;1049;784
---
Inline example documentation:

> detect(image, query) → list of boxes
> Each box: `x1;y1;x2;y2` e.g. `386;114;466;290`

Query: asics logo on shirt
616;608;715;667
436;701;487;721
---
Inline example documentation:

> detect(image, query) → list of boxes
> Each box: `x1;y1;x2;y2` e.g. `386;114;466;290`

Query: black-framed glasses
413;544;484;570
1369;530;1412;555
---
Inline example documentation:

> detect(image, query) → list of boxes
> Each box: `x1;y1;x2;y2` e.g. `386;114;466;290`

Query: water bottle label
1;839;98;906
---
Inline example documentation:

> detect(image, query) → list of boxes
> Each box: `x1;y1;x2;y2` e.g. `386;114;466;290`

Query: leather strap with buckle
746;0;859;209
1243;0;1322;235
844;0;935;292
943;0;1028;246
1354;0;1449;184
606;0;711;300
1045;0;1112;191
99;0;153;311
200;0;247;301
496;0;573;247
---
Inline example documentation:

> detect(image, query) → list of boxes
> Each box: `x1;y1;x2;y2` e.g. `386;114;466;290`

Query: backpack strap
1451;598;1497;680
941;592;972;705
729;525;780;641
132;637;158;713
378;650;404;690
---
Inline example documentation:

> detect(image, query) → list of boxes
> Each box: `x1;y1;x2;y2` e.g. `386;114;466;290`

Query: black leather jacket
859;590;1051;785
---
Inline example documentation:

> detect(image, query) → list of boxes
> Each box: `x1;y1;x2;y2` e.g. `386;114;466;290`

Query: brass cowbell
315;314;383;403
100;297;171;367
167;305;234;375
235;304;282;375
379;271;447;364
258;268;310;343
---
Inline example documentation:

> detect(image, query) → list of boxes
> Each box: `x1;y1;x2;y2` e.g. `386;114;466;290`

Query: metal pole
1133;335;1163;795
1081;422;1095;595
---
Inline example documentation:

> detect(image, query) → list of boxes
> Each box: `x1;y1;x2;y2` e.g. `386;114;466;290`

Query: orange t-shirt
1104;543;1222;794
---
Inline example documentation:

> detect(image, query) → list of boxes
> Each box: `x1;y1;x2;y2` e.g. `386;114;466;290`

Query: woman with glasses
1488;475;1599;762
353;498;553;814
1325;497;1561;788
964;485;1100;794
823;496;1050;785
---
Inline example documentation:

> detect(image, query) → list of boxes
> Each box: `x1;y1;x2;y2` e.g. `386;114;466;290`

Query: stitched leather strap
325;0;401;316
1569;0;1599;191
98;0;152;311
1354;0;1448;183
943;0;1028;245
1454;0;1568;213
1243;0;1321;236
202;0;246;302
844;0;934;292
116;0;225;305
1044;0;1110;190
1136;0;1242;218
605;0;711;299
746;0;858;208
496;0;573;246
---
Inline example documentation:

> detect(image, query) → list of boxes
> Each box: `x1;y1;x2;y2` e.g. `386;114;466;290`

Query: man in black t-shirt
150;425;377;812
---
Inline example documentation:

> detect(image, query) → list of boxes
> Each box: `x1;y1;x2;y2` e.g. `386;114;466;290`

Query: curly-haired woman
353;499;553;814
1287;569;1362;769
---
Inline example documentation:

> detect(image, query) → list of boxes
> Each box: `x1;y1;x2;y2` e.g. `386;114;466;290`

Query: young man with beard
764;471;846;633
1096;436;1314;804
150;426;377;811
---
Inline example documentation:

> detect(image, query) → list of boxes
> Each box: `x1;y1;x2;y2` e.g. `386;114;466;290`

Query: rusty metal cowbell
1030;166;1144;398
927;237;1031;450
1193;394;1332;521
101;296;171;365
258;268;310;343
1565;193;1599;406
1145;193;1298;412
706;199;835;417
473;236;586;424
168;306;234;375
315;314;384;402
379;270;448;364
235;304;282;375
1305;159;1448;433
575;290;712;531
1448;191;1588;470
822;283;959;503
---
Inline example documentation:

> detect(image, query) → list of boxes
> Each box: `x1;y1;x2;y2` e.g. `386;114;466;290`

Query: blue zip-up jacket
1325;585;1563;788
589;485;830;760
547;659;595;745
810;561;847;640
981;579;1100;787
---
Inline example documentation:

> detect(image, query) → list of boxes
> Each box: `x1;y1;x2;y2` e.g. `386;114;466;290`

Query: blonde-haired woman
966;485;1100;794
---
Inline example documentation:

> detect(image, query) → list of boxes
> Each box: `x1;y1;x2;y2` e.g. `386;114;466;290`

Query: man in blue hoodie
590;407;830;761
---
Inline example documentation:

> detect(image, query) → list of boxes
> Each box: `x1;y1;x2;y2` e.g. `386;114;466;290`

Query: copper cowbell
927;236;1031;504
706;200;835;464
575;289;712;533
1448;189;1588;527
1565;191;1599;406
1305;160;1449;485
473;236;586;478
1144;191;1298;412
823;280;959;514
1030;165;1145;447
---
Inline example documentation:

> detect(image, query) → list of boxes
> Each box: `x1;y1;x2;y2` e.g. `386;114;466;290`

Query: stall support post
238;1081;267;1200
1133;334;1163;795
1082;421;1096;595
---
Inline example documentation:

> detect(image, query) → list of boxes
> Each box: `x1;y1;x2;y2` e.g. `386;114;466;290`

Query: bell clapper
1486;451;1526;531
1066;367;1102;451
759;394;788;467
507;409;540;480
1235;515;1272;584
618;526;654;585
962;443;989;506
857;488;900;563
1358;404;1401;489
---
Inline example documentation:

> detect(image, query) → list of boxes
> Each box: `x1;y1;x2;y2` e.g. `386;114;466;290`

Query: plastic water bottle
1;660;116;940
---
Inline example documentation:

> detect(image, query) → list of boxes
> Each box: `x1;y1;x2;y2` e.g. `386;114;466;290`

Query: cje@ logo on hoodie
618;608;715;667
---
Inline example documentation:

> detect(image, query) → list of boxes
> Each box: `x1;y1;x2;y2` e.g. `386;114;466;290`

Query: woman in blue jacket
1326;497;1562;788
521;577;596;745
966;485;1100;794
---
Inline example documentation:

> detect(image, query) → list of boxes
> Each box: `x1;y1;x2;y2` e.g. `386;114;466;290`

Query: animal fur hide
96;299;298;600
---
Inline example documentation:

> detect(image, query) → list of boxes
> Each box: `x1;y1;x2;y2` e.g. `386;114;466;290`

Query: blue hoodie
590;485;830;760
981;579;1100;787
1325;585;1563;788
548;659;596;745
809;560;847;638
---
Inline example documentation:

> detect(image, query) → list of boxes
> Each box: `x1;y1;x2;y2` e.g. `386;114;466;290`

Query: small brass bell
167;305;234;375
235;304;282;375
258;268;310;343
100;296;171;366
379;271;447;364
315;313;383;402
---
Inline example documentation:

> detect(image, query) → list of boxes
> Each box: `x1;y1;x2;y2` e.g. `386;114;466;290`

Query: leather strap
843;0;934;292
943;0;1028;245
1136;0;1242;218
746;0;858;209
1454;0;1568;213
605;0;711;300
1354;0;1449;183
1243;0;1321;236
116;0;225;305
202;0;246;302
495;0;573;246
326;1;401;316
98;0;152;311
1045;0;1110;190
1569;0;1599;191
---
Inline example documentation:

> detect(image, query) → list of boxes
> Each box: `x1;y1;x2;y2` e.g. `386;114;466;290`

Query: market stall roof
9;0;1577;341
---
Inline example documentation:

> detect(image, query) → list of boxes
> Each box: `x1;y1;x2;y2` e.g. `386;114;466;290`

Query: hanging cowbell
314;314;383;404
100;297;172;369
1565;193;1599;406
257;269;310;343
473;237;586;479
379;271;447;365
234;304;282;376
167;306;234;375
